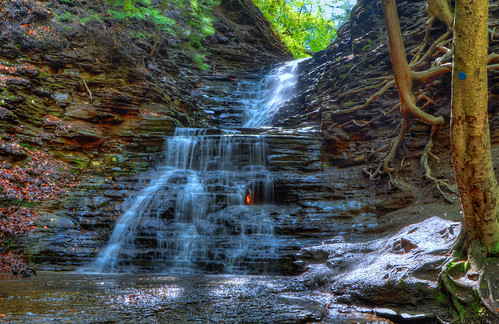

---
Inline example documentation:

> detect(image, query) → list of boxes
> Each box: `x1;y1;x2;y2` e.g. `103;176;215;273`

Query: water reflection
0;273;323;323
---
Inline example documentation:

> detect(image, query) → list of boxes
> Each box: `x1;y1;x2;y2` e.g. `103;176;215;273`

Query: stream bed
0;272;391;323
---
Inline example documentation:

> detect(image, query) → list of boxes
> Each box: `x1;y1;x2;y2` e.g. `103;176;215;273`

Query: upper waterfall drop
243;58;309;128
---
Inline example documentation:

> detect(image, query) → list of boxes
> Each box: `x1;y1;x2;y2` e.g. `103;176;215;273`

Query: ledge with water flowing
87;127;279;274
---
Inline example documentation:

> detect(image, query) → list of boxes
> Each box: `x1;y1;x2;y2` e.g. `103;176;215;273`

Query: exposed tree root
490;27;498;42
337;77;394;101
331;79;396;115
433;309;449;324
350;103;399;127
413;63;452;82
81;77;93;102
328;0;460;199
421;135;458;203
488;52;499;64
477;272;499;320
325;0;498;202
439;257;499;322
436;235;499;323
362;0;454;197
410;30;452;69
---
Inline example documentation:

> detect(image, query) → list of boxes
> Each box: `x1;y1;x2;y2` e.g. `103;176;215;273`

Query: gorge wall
0;0;293;269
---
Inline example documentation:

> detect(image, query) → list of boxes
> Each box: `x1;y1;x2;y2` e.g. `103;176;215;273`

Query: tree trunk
451;0;499;254
150;0;168;58
427;0;454;27
381;0;413;103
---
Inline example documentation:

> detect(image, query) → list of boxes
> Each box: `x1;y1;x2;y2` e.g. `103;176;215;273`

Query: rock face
23;126;381;274
299;217;461;307
0;0;290;168
272;0;499;318
282;0;499;167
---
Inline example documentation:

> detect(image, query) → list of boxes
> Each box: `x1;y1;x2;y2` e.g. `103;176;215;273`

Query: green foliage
104;0;174;48
133;32;147;39
56;11;76;23
79;10;104;24
191;52;210;70
252;0;350;58
51;0;220;69
491;241;499;255
102;0;218;68
331;0;353;26
174;0;220;69
361;38;372;51
435;289;447;303
106;0;174;29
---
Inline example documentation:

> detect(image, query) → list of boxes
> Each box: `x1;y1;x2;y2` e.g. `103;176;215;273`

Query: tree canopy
252;0;351;58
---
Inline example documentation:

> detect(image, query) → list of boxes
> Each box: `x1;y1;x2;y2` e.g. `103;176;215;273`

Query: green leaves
103;0;217;68
253;0;349;58
172;0;220;69
106;0;173;25
147;9;174;32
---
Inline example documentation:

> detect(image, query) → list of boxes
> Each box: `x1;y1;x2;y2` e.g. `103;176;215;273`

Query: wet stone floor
0;272;391;323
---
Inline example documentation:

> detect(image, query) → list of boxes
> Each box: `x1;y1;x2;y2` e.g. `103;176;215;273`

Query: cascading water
243;58;309;127
90;59;305;274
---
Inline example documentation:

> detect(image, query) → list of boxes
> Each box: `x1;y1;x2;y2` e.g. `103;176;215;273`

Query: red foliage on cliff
0;138;75;274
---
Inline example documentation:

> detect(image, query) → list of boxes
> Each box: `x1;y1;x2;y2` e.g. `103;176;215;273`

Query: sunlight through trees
252;0;352;58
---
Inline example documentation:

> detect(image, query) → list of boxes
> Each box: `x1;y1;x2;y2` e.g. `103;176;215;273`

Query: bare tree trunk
150;0;168;58
451;0;499;254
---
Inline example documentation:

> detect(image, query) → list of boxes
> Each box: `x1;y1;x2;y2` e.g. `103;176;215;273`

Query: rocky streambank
276;0;499;320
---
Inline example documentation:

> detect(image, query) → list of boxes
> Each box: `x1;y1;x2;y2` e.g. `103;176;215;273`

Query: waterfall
90;59;305;274
243;58;309;127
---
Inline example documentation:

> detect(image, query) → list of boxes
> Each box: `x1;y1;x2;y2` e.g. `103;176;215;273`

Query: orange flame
246;193;251;204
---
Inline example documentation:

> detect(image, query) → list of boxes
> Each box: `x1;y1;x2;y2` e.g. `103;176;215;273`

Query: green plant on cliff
252;0;342;58
105;0;175;50
178;0;220;69
103;0;218;69
56;11;76;23
170;0;220;70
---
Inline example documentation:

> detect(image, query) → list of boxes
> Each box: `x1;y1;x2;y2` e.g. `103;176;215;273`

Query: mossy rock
53;151;90;167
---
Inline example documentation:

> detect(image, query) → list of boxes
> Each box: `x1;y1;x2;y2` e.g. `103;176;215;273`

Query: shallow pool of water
0;272;394;323
0;272;328;323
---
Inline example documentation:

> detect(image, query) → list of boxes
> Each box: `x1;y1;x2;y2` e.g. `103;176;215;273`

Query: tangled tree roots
353;0;455;197
437;242;499;323
330;0;498;200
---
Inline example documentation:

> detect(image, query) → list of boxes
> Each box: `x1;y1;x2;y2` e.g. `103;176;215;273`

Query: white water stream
243;58;308;127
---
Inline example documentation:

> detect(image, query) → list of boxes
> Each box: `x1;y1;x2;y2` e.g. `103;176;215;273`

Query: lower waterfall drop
91;129;276;273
